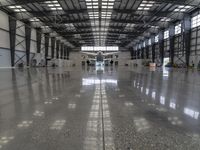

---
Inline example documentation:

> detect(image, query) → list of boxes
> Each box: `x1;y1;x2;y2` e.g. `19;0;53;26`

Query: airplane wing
102;52;119;56
81;52;97;56
88;58;96;61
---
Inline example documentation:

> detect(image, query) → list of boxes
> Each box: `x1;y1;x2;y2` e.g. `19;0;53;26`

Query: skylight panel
8;5;27;12
138;1;155;11
30;17;40;22
124;23;135;31
45;0;63;11
160;17;171;22
86;0;116;46
174;5;192;12
65;23;76;30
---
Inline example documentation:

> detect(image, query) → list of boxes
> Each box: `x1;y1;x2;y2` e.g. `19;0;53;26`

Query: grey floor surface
0;66;200;150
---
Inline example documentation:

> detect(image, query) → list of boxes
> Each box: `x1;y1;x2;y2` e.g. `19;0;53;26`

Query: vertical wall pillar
134;45;138;59
145;39;149;59
25;22;31;66
137;44;140;59
9;16;16;67
60;43;64;59
64;45;67;59
159;30;164;65
130;47;134;60
169;24;175;64
56;40;60;59
36;28;42;53
44;33;50;65
51;37;55;59
183;15;191;67
151;36;155;63
141;41;144;59
67;48;70;60
134;50;137;59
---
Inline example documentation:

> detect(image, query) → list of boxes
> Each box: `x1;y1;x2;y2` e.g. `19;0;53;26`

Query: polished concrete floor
0;66;200;150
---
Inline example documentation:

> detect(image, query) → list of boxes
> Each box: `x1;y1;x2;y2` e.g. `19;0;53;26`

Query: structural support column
51;37;55;59
45;33;50;65
183;15;191;67
67;48;70;60
141;41;144;59
25;22;31;66
145;39;149;59
151;36;155;63
169;24;175;64
130;47;134;60
60;43;64;59
159;30;164;65
36;28;42;53
134;50;137;59
9;16;16;67
64;45;67;59
56;40;60;59
137;44;140;59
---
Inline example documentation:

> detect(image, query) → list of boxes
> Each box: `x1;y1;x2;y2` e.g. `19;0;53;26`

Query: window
192;14;200;28
164;30;169;39
81;46;119;51
143;42;146;47
175;24;182;34
155;35;159;43
106;46;119;51
81;47;94;51
148;39;151;45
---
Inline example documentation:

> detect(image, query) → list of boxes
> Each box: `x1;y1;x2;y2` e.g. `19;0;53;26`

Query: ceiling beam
113;9;184;19
39;18;159;25
20;9;87;17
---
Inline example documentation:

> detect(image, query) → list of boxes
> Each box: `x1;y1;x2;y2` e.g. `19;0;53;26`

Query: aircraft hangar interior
0;0;200;149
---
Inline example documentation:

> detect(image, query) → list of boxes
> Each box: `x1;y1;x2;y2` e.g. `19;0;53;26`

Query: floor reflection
84;83;103;150
1;66;200;149
83;75;115;150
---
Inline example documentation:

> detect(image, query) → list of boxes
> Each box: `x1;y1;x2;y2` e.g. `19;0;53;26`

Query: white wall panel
0;48;11;67
31;28;36;41
0;30;10;49
30;40;37;53
69;52;81;66
48;38;51;57
118;52;131;66
0;11;9;30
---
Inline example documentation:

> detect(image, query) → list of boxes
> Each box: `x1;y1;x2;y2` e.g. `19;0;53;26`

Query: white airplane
81;51;119;61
